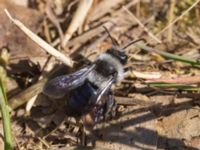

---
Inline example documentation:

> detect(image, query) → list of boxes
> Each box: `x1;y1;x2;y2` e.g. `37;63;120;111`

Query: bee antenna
122;38;146;50
103;26;119;46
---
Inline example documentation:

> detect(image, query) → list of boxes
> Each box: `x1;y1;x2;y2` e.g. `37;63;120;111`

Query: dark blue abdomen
68;82;96;111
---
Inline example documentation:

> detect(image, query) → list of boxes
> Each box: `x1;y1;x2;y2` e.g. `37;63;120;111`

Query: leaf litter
0;0;200;149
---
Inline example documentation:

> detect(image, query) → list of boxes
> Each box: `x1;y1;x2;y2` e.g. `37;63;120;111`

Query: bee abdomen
68;82;96;110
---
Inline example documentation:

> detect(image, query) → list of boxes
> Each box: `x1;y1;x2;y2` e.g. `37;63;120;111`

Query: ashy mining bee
43;28;142;129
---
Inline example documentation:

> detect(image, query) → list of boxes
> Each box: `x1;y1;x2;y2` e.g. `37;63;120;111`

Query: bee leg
104;92;116;120
82;123;98;146
89;129;99;146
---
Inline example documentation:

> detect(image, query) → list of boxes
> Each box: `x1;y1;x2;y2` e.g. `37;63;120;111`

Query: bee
43;28;142;129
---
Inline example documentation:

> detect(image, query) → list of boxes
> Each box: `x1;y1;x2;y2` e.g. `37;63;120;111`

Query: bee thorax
87;70;110;89
96;53;124;82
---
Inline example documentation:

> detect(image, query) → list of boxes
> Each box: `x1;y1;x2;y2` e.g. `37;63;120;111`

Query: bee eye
120;55;127;60
120;54;128;64
106;49;128;64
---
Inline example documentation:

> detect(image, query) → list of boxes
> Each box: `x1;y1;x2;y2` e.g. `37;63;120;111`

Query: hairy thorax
87;53;124;89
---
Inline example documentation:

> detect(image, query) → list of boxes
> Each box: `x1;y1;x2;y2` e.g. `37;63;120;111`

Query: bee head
106;48;128;65
103;26;143;65
97;26;144;81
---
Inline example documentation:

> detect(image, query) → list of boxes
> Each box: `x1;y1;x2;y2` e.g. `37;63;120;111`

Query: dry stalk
136;0;140;17
62;0;94;48
146;75;200;84
167;0;176;42
156;0;200;36
123;6;162;43
4;9;73;67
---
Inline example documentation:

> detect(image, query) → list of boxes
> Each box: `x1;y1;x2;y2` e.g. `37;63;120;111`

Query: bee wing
89;77;115;105
43;65;95;99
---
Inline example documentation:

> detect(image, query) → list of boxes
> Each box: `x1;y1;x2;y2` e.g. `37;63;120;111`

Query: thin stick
156;0;200;36
4;9;73;67
167;0;176;42
123;6;162;43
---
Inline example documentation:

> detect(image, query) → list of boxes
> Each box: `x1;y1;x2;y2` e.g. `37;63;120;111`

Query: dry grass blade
62;0;94;47
156;0;200;36
123;6;162;43
147;83;199;91
9;78;45;110
4;9;73;67
131;71;161;79
146;75;200;84
167;0;176;42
